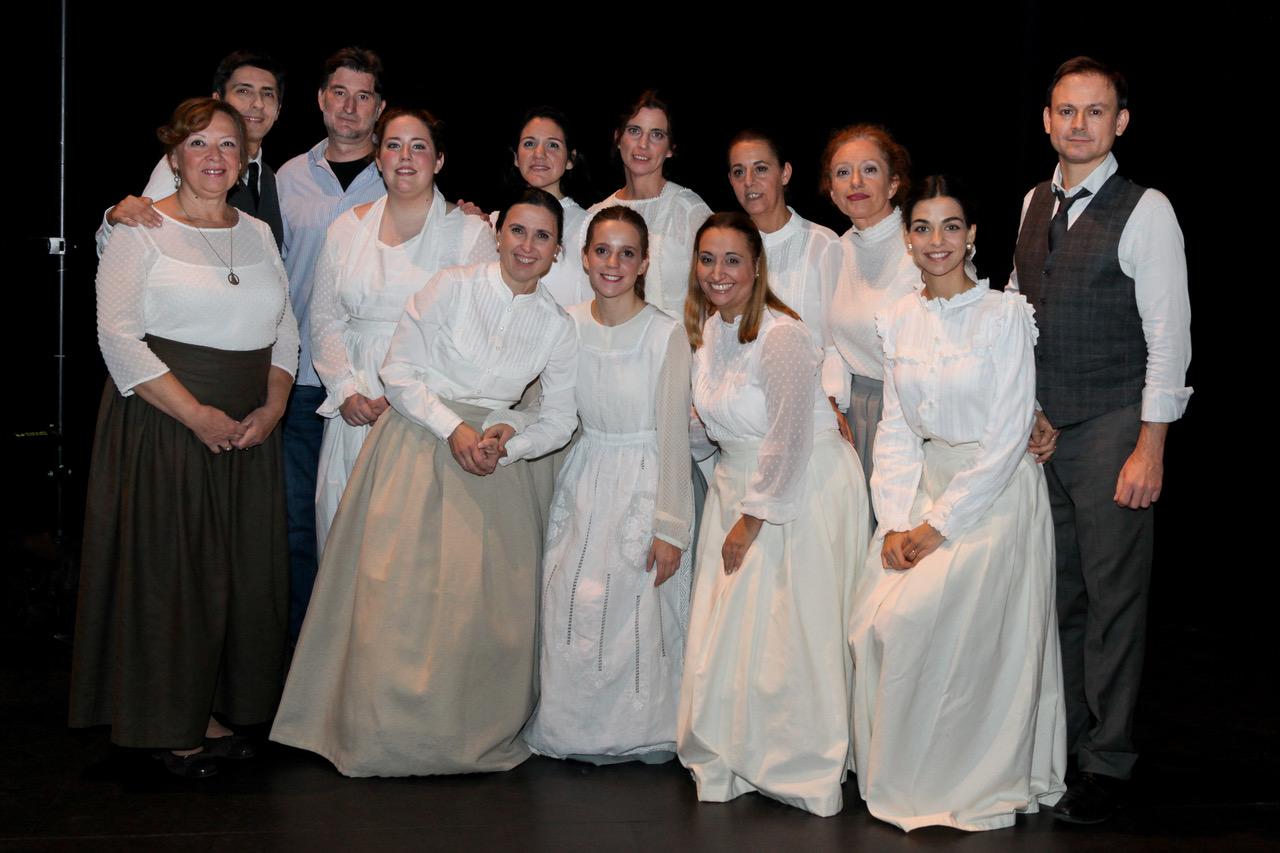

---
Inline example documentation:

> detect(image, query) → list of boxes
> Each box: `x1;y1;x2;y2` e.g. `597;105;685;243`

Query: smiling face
617;107;672;180
516;116;572;196
906;195;976;280
497;203;560;289
1043;72;1129;173
827;137;899;229
583;219;649;300
169;110;242;198
376;115;443;199
728;139;792;222
217;65;280;150
696;226;758;322
318;67;384;144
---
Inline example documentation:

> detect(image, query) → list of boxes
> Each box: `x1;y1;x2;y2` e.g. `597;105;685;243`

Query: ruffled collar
917;279;991;312
846;206;903;245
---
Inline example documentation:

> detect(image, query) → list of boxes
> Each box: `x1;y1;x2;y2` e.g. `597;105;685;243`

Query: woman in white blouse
583;91;711;320
522;206;694;764
726;129;850;442
311;107;494;553
677;212;869;817
848;177;1066;831
70;99;299;779
825;125;919;491
271;188;578;777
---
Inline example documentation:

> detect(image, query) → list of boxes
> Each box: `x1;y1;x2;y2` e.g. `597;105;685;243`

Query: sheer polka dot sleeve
95;225;167;395
653;323;694;550
739;320;818;523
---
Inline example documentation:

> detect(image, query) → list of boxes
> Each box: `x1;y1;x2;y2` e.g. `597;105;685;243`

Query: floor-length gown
522;303;694;761
677;309;869;817
71;214;298;747
271;262;577;776
848;286;1066;831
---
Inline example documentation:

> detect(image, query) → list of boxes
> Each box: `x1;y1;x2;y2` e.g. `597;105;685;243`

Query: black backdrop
10;5;1262;693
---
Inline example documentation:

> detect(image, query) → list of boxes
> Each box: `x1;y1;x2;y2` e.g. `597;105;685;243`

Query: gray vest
1014;173;1147;427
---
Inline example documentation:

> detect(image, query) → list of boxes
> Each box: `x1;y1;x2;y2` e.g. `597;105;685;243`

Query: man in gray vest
1010;56;1191;824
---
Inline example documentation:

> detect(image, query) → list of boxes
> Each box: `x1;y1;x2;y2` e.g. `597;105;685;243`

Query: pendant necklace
179;194;239;285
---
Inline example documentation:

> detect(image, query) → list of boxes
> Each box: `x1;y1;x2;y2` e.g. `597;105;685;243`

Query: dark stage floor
2;611;1276;851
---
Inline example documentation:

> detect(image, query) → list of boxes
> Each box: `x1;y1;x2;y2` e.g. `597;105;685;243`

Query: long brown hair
684;212;799;349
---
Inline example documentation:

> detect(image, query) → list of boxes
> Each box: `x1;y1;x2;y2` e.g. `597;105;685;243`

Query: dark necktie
246;161;261;211
1048;187;1090;254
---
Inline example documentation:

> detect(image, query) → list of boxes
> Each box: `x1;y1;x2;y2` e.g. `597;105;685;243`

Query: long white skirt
524;427;692;760
849;440;1066;831
678;430;869;817
314;319;393;555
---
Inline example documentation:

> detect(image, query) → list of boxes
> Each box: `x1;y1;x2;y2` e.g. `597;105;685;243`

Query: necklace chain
178;195;238;285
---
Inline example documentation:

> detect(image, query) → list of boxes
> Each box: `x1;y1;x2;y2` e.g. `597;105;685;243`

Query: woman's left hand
232;404;285;450
646;538;683;587
476;423;516;470
722;514;763;575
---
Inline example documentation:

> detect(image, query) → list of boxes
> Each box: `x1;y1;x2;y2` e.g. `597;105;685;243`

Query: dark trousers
1045;403;1153;780
282;384;326;642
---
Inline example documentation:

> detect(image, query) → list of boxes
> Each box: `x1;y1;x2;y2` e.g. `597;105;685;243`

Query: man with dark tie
95;50;285;252
1008;56;1192;824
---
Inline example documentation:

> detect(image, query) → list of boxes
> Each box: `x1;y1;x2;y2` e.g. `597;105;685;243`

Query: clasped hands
881;522;944;570
190;404;279;454
449;422;515;476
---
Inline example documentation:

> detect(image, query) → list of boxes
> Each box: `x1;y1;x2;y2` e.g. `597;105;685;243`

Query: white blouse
380;262;578;464
691;310;837;524
828;207;921;383
871;285;1038;539
311;189;496;413
582;181;711;320
761;209;845;402
96;212;299;395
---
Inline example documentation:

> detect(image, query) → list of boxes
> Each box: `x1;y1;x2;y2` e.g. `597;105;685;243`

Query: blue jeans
283;384;326;642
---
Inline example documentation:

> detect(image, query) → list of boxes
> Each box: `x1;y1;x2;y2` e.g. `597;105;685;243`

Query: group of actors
67;45;1191;833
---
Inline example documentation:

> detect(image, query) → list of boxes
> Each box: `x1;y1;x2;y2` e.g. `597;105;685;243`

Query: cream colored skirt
271;403;543;776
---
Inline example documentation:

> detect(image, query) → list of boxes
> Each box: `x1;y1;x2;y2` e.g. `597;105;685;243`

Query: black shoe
1052;772;1127;824
153;750;218;779
203;734;256;760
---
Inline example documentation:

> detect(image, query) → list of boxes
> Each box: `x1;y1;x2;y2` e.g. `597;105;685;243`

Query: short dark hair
508;106;589;198
727;128;787;168
1046;56;1128;110
583;205;649;300
157;97;248;181
374;106;445;156
211;50;284;102
322;47;384;98
495;186;564;245
903;174;979;228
